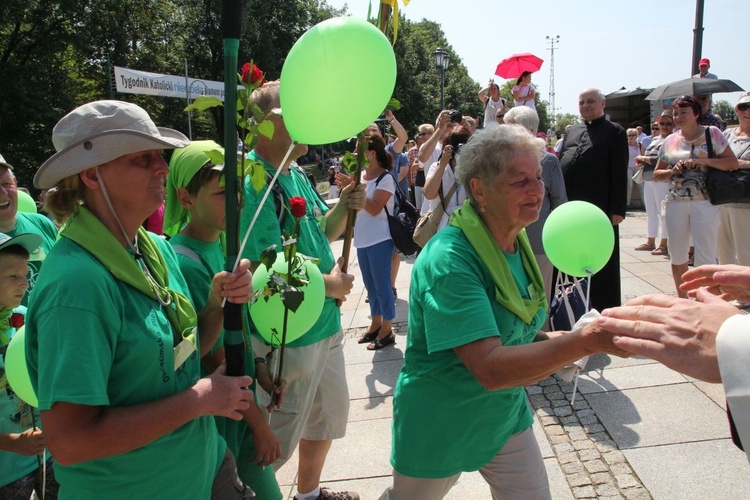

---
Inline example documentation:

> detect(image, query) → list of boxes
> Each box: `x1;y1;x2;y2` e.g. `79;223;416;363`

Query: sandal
635;243;656;251
367;331;395;351
651;246;668;256
358;327;380;344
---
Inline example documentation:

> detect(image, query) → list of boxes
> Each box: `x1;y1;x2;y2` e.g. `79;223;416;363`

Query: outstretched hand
681;264;750;302
598;291;742;383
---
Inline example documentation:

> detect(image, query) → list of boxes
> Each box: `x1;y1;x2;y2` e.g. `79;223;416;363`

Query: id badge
174;337;197;371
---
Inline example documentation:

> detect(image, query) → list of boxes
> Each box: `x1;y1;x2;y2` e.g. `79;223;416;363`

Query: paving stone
584;459;608;474
610;463;632;476
622;487;653;500
539;415;559;426
577;449;600;462
554;442;574;455
591;472;613;485
584;423;605;434
567;429;588;441
553;406;574;417
615;474;639;489
602;450;626;464
572;439;595;451
558;452;579;465
562;462;583;475
526;385;543;395
548;434;571;445
572;485;597;498
596;483;621;497
560;415;580;426
538;377;556;387
567;473;592;487
546;424;565;436
595;440;619;453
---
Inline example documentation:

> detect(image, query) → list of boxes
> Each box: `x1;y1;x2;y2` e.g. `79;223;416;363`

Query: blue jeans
357;239;395;320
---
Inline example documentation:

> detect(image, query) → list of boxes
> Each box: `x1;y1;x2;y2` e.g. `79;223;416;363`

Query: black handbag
375;173;421;256
706;128;750;205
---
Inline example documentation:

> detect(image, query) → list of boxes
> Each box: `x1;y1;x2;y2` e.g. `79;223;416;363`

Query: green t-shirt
391;227;545;478
169;234;282;499
7;212;58;307
26;235;224;500
240;152;339;347
0;306;39;487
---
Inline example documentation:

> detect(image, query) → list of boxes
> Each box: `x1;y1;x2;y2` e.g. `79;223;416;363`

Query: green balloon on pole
542;201;615;277
250;254;325;346
280;17;397;145
17;191;37;213
4;326;39;408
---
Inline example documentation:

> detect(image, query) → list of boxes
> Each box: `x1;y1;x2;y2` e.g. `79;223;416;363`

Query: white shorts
252;332;350;468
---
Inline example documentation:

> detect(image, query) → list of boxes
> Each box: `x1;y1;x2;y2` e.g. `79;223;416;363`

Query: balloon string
585;270;592;312
222;142;296;307
32;410;44;499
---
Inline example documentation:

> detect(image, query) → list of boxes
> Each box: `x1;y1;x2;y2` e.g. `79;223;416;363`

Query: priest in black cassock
559;88;628;311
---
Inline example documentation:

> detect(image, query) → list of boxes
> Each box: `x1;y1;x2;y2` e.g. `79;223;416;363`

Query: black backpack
375;172;420;256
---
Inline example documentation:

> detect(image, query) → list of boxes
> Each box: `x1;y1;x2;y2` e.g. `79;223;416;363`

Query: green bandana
0;307;11;346
61;206;197;350
450;201;547;325
164;140;224;238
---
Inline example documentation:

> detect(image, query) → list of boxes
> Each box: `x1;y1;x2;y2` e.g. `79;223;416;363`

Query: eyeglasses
738;103;750;112
417;132;429;136
658;121;674;126
677;95;695;103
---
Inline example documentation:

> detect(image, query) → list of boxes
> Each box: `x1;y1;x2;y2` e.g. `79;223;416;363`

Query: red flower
241;62;265;87
10;313;24;329
289;196;307;218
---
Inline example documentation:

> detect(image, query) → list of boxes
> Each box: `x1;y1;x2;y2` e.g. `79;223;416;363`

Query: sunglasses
677;95;696;103
738;103;750;112
658;121;674;126
627;134;637;137
417;132;429;136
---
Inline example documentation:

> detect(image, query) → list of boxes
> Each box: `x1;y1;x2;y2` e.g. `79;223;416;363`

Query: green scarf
164;140;224;238
0;307;11;346
61;206;197;349
450;201;547;325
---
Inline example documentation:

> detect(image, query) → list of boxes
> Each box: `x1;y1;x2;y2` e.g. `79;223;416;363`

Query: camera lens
450;110;462;123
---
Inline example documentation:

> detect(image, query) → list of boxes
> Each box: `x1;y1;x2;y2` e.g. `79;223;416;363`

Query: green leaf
249;162;267;193
342;152;358;172
250;103;265;122
386;97;402;111
258;120;275;140
259;245;277;269
204;149;225;167
184;96;223;112
280;289;304;313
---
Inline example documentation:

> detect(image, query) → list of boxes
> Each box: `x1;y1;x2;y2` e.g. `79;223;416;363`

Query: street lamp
433;47;450;110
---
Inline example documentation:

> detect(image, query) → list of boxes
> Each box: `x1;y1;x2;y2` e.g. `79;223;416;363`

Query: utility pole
691;0;705;76
546;35;560;131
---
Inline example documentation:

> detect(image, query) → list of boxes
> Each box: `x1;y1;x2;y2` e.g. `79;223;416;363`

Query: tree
713;100;737;125
554;113;580;133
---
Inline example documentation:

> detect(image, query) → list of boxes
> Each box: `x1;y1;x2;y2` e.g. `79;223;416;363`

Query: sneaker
294;488;360;500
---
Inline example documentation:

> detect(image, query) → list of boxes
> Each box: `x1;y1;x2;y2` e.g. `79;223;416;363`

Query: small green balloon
542;201;615;277
17;191;37;213
280;17;397;145
5;326;39;408
250;254;325;346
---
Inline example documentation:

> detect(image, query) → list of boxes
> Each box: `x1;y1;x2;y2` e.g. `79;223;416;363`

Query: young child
164;140;285;499
0;232;59;499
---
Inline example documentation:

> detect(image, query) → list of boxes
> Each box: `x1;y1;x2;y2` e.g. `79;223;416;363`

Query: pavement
273;210;750;500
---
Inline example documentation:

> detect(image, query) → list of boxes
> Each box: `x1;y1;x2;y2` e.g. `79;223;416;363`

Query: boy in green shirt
0;232;59;499
165;140;285;499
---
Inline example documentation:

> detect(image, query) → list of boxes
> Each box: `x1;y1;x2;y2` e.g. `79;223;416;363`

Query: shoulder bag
706;128;750;205
412;181;458;248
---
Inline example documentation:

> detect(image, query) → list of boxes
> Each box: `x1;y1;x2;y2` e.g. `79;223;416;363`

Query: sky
324;0;749;117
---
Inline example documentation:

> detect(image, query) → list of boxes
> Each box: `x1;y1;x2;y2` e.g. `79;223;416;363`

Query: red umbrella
495;53;544;79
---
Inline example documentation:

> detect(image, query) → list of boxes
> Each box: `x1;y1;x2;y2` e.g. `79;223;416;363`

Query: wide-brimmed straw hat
35;100;189;189
0;232;43;254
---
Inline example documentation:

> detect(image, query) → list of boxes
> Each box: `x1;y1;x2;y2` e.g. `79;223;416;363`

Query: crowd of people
1;68;750;500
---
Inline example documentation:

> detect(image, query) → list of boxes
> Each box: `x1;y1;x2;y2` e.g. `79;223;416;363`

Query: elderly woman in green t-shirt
26;101;255;500
381;125;627;500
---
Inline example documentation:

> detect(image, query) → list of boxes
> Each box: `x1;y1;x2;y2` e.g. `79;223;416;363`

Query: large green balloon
17;191;37;213
5;326;38;408
542;201;615;277
280;17;397;145
250;254;325;346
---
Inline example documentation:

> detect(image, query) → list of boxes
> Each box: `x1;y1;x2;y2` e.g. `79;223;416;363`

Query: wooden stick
339;133;368;275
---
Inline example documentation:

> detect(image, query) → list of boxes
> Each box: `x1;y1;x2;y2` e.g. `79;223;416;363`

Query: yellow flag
379;0;410;43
